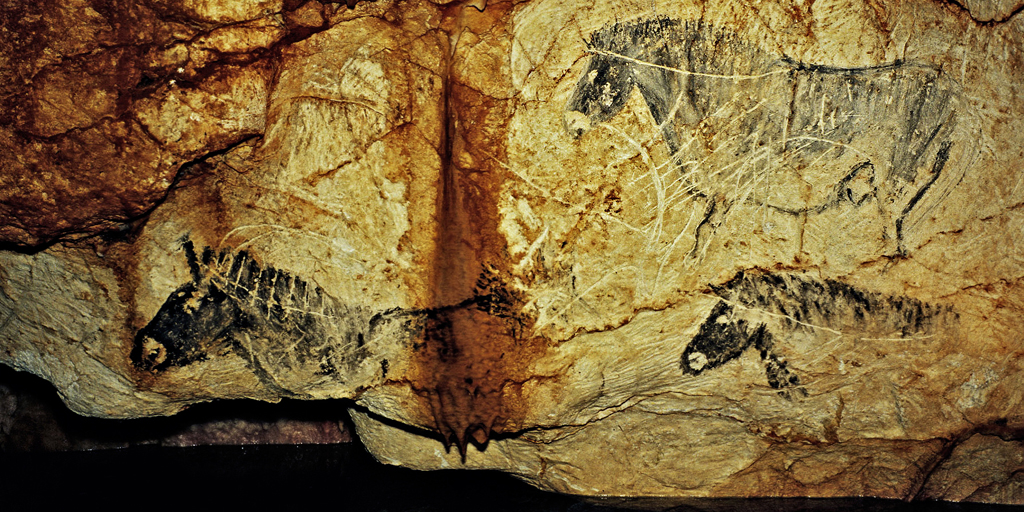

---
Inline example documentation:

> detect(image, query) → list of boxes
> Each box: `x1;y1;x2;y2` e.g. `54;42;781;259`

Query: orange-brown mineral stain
406;0;553;456
414;303;549;453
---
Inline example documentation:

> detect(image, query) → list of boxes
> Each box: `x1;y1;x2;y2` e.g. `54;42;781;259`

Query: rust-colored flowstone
408;1;550;455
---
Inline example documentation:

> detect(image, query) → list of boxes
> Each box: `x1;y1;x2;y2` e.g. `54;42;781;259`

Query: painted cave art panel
565;17;970;255
132;17;970;419
563;18;966;395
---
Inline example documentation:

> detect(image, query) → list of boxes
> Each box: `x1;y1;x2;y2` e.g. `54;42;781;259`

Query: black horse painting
565;17;968;254
132;237;531;405
681;271;955;398
131;238;421;393
132;237;535;452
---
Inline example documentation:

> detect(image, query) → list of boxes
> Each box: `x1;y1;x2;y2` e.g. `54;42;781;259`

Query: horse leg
751;324;806;399
894;140;953;255
687;198;732;261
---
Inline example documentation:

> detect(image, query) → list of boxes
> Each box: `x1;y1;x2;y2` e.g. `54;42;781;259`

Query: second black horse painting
565;17;968;256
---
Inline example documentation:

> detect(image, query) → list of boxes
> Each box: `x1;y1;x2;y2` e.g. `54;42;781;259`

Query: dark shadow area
1;444;1019;511
0;365;1018;510
0;364;352;451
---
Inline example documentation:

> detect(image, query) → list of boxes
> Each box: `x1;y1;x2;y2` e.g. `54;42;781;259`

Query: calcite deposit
2;0;1024;502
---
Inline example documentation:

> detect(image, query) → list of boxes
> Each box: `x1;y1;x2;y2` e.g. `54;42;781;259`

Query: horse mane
586;17;741;51
587;16;681;53
585;17;769;72
177;239;340;323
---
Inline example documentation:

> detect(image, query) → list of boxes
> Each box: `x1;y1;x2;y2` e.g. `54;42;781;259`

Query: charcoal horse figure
680;270;954;398
131;238;420;393
565;17;966;255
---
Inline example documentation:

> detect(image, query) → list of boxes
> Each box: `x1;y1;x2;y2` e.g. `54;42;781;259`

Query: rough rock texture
2;0;1024;502
0;0;286;246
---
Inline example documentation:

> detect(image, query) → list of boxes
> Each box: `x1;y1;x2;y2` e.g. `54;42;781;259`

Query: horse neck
599;34;676;68
196;280;246;327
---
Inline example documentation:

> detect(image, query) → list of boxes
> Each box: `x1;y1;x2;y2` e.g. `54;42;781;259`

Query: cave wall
2;0;1023;501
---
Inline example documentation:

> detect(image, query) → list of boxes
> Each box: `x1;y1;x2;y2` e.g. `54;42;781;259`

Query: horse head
131;240;245;372
564;49;638;139
565;17;688;153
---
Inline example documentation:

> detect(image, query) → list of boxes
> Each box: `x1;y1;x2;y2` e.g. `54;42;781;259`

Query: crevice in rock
910;436;967;500
912;421;1024;500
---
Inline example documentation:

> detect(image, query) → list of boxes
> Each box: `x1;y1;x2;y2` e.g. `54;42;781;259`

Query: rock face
2;0;1024;502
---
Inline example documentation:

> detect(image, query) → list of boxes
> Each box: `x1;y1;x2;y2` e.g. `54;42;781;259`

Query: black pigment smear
681;271;953;397
566;17;965;254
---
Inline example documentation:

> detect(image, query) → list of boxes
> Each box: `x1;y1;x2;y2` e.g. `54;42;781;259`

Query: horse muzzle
563;109;593;139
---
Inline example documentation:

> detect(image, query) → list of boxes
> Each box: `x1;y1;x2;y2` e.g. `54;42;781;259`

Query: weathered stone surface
919;433;1024;502
0;0;343;246
951;0;1024;22
2;0;1024;502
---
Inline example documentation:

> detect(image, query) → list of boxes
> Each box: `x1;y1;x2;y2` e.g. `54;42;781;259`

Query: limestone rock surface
2;0;1024;502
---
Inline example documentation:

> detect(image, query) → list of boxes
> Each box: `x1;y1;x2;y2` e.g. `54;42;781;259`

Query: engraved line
589;49;792;80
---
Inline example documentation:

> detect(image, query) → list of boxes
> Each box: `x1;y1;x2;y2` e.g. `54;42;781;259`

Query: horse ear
179;236;203;283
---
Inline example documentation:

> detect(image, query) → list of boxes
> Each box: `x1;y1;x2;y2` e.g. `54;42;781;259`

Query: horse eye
141;336;168;367
688;352;709;372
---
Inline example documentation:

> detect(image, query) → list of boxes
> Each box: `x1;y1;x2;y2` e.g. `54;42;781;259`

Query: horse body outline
565;17;966;255
130;237;418;394
681;270;955;398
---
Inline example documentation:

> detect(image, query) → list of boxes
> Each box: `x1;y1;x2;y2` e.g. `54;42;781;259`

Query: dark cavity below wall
0;364;352;451
2;445;1019;512
0;366;1016;511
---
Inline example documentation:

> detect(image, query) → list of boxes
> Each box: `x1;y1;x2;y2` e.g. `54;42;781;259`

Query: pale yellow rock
0;248;181;418
149;0;284;24
356;0;1024;497
958;0;1024;21
133;63;272;156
